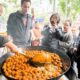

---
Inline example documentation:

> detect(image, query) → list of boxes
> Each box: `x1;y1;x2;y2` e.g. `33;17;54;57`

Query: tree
58;0;80;20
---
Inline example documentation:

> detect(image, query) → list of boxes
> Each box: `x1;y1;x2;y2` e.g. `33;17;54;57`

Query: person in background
31;21;42;46
58;20;73;52
71;26;80;49
60;20;77;80
7;0;32;48
71;26;80;79
0;35;19;54
41;13;62;49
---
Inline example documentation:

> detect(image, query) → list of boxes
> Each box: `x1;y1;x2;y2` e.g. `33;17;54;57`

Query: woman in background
42;13;62;49
60;20;77;80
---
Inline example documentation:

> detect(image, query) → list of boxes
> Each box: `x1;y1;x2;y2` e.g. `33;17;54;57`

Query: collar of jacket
15;11;31;19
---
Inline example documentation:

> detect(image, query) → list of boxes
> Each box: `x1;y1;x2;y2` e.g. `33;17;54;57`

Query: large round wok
0;46;71;80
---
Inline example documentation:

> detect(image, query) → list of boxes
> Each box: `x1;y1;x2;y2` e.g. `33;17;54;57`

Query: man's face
63;21;70;32
21;2;31;14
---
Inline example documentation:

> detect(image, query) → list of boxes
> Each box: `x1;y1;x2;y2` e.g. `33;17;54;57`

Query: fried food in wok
2;50;63;80
32;51;52;64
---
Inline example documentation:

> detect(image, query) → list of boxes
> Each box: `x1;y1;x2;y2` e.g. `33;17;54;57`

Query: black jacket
42;25;73;52
42;25;63;49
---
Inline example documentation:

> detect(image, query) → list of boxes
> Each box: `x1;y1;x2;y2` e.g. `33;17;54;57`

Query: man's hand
4;41;20;54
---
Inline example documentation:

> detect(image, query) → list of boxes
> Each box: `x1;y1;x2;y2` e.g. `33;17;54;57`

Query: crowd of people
0;0;80;80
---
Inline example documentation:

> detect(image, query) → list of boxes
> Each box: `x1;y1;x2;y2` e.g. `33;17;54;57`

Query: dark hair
50;13;60;24
65;19;72;26
21;0;31;5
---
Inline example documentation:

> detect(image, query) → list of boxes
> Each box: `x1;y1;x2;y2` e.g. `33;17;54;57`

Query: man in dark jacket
7;0;32;48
